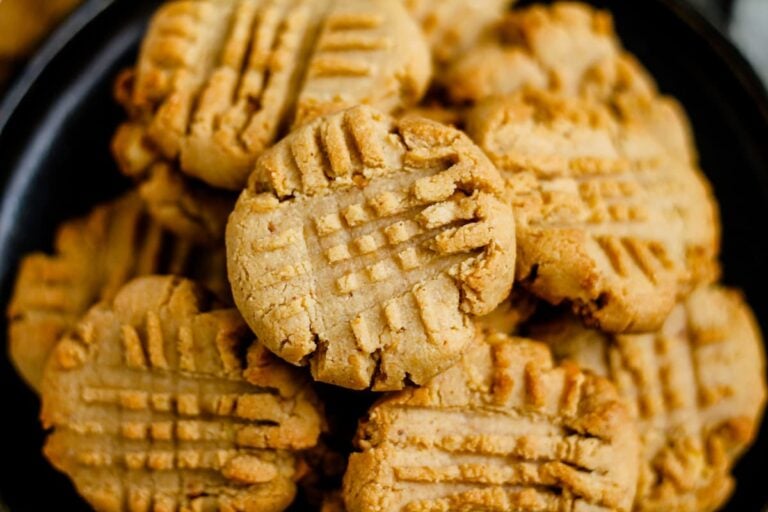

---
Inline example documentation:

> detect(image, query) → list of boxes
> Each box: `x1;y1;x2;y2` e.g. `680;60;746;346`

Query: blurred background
0;0;767;93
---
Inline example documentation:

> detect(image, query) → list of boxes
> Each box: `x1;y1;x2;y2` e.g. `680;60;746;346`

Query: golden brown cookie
40;276;324;512
227;105;517;390
343;334;640;512
467;91;720;333
403;0;514;65
444;2;653;103
532;286;767;512
6;192;229;391
117;0;430;192
442;2;697;165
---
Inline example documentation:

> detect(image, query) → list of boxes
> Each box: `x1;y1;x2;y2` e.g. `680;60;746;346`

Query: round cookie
40;276;324;512
532;286;767;512
442;1;696;165
116;0;431;190
6;192;229;391
467;90;720;333
227;105;517;390
343;334;640;512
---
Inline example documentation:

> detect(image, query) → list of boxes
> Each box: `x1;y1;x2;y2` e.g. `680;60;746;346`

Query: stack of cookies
6;1;766;511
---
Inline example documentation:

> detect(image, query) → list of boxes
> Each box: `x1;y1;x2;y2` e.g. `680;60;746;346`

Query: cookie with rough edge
402;0;514;65
475;288;538;336
442;2;697;164
467;91;720;333
111;120;239;245
343;334;640;512
40;276;324;512
320;491;346;512
227;105;517;390
444;2;652;102
6;192;229;391
116;0;430;192
531;286;767;512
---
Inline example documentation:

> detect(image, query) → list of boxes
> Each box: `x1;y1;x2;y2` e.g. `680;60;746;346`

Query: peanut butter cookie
116;0;431;191
467;91;719;332
532;286;767;512
443;1;696;164
343;334;640;511
40;276;324;512
6;193;228;391
111;121;237;244
227;106;517;390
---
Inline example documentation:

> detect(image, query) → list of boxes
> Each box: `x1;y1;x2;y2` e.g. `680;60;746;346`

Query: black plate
1;0;767;510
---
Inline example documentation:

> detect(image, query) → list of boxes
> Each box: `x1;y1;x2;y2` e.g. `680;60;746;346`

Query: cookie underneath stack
5;1;766;512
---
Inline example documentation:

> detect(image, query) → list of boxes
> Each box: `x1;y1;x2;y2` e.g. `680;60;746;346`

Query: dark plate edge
662;0;768;135
0;1;117;508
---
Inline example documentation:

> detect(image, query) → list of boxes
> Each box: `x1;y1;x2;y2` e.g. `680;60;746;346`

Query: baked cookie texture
115;0;431;191
403;0;514;65
532;286;767;512
6;192;229;392
443;2;697;165
227;105;517;390
40;276;324;512
467;91;720;333
343;334;640;512
111;119;237;244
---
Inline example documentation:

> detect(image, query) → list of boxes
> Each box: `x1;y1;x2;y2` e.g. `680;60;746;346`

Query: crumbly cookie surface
6;193;229;391
343;334;640;512
227;105;516;390
117;0;430;191
40;276;324;512
403;0;514;65
443;2;697;165
532;286;767;512
444;2;652;103
467;91;719;333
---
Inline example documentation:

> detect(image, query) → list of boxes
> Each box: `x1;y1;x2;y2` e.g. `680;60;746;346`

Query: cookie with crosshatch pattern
443;1;697;165
227;105;517;390
115;0;431;191
40;276;324;512
343;334;640;512
6;192;229;391
467;90;719;333
531;286;766;512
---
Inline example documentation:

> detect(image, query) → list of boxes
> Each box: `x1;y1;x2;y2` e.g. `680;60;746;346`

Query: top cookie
227;105;517;390
41;276;324;512
118;0;431;191
403;0;514;65
467;91;720;333
343;334;640;512
532;286;767;511
6;192;229;391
